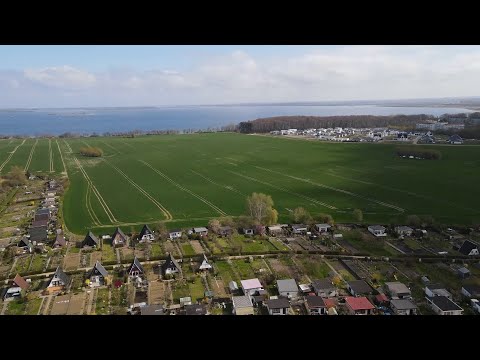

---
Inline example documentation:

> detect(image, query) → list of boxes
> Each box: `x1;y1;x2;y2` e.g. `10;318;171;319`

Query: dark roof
431;296;463;312
170;229;182;233
462;284;480;296
449;134;463;142
426;283;446;290
13;274;30;290
347;280;374;295
185;304;207;315
139;224;153;238
312;279;335;291
219;226;232;232
458;267;470;274
390;299;417;311
54;235;66;247
34;213;49;222
36;208;50;216
29;226;48;242
459;240;478;255
18;237;32;247
90;261;108;277
305;296;326;308
31;219;48;228
53;266;70;285
112;227;127;241
162;253;181;273
291;224;307;229
140;305;164;315
83;231;99;246
128;256;145;275
265;298;290;309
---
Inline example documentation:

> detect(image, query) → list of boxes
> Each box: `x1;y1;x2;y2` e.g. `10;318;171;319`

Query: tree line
396;146;442;160
237;114;435;133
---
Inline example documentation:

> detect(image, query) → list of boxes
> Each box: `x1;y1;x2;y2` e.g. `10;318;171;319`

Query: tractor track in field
120;141;136;149
56;139;67;174
253;165;405;213
190;170;244;196
103;159;173;220
101;141;122;155
92;217;215;228
85;183;101;226
228;170;337;210
74;157;118;224
0;139;26;172
49;139;54;172
24;139;38;172
140;160;227;216
63;140;73;153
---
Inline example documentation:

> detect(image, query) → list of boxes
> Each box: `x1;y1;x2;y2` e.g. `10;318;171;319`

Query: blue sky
0;45;479;108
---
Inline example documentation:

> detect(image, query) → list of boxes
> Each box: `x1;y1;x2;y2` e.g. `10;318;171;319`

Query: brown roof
13;274;30;290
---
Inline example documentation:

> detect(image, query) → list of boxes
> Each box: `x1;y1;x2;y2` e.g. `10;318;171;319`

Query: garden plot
90;251;102;266
163;240;181;257
63;253;81;271
50;294;71;315
120;248;134;262
189;240;204;254
148;280;165;305
66;292;86;315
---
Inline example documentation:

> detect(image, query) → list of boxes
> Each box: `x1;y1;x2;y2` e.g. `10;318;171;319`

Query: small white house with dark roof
462;284;480;298
139;224;155;242
305;296;327;315
169;229;182;240
449;134;463;144
277;279;299;300
312;279;337;297
394;226;413;237
265;298;291;315
368;225;386;237
315;224;331;233
47;267;70;294
162;253;181;276
82;231;99;248
390;299;418;315
428;296;463;315
87;261;109;287
111;227;128;247
128;256;145;279
458;240;479;256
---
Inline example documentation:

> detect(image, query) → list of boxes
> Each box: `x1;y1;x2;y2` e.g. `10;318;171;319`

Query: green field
6;133;480;234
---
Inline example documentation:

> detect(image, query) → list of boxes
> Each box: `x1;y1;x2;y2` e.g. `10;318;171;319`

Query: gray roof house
457;267;470;279
429;296;464;315
265;298;291;315
47;266;70;292
232;295;254;315
384;282;411;299
368;225;386;237
277;279;299;300
312;279;337;297
82;231;99;248
162;253;181;276
87;261;108;287
461;284;480;298
390;299;417;315
425;284;452;299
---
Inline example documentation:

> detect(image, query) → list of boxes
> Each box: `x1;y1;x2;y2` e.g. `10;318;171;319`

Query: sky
1;45;480;108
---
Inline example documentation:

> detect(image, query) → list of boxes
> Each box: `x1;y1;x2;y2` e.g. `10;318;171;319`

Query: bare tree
246;193;276;224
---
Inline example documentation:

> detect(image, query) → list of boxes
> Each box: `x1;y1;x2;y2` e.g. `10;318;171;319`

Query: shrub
396;146;441;160
79;147;103;157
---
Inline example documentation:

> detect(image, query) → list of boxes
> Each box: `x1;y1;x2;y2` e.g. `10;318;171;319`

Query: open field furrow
191;170;244;195
74;157;117;224
120;141;136;149
86;184;101;226
49;139;54;172
63;140;73;153
23;139;38;172
228;170;337;210
56;139;67;174
326;169;480;214
103;159;173;220
140;160;227;216
101;141;122;155
254;165;405;213
0;139;26;172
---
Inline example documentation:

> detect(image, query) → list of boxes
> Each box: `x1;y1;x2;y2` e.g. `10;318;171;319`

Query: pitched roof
376;293;389;303
129;256;145;274
458;267;470;274
241;278;263;290
449;134;463;142
112;227;127;241
140;305;164;315
193;227;208;232
31;219;48;228
305;296;326;308
84;231;99;245
139;224;153;238
347;280;374;295
315;223;331;228
395;226;413;232
91;261;108;277
459;240;478;255
390;299;417;311
277;279;299;293
265;298;290;309
18;237;32;247
462;284;480;297
345;296;375;311
13;274;30;290
368;225;386;231
54;235;66;247
169;229;182;233
162;253;181;272
431;296;463;312
53;266;70;285
312;279;335;291
232;295;253;308
385;282;411;295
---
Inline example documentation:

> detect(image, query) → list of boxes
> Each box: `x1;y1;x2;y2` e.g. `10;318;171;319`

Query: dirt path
85;288;95;315
0;302;8;315
24;139;38;172
116;248;121;264
8;258;18;278
42;295;53;315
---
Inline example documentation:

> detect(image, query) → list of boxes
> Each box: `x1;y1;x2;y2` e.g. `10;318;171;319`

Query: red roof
13;274;30;290
324;298;336;309
376;293;389;302
345;296;374;311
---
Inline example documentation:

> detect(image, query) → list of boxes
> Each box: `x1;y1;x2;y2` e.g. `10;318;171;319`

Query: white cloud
3;46;480;107
23;65;96;90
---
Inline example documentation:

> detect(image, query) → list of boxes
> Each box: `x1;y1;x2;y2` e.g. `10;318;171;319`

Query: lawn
403;238;422;250
51;133;480;235
188;276;205;302
95;288;110;315
268;238;290;251
29;254;47;272
13;256;32;274
214;260;239;284
150;243;163;257
181;243;196;256
298;257;331;279
6;299;27;315
101;243;116;262
232;259;256;279
171;281;191;303
25;297;43;315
